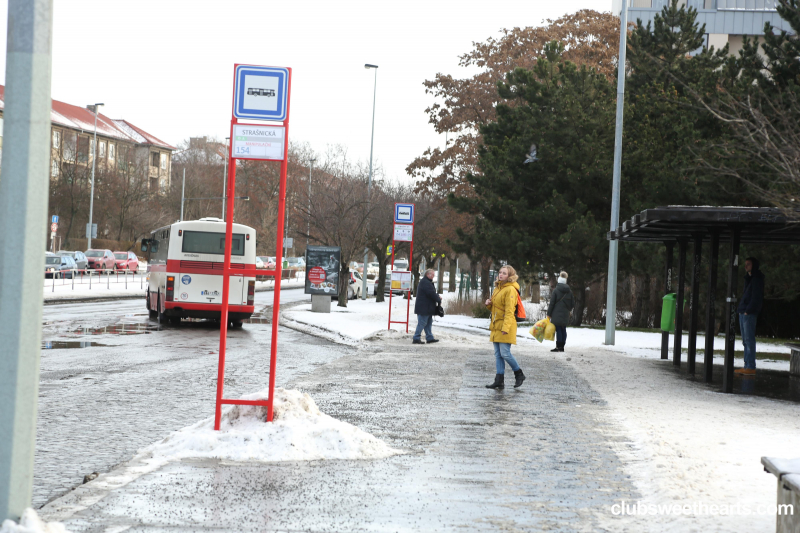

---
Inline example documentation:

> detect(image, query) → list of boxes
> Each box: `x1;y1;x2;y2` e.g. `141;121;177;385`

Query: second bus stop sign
233;65;289;121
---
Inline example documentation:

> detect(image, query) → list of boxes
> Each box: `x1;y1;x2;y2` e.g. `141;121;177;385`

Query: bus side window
151;241;159;253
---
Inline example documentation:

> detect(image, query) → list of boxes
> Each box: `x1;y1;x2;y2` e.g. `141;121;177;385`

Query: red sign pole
267;69;291;422
214;65;291;430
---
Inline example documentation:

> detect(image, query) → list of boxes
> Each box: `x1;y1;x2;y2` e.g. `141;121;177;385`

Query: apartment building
0;85;175;192
613;0;793;54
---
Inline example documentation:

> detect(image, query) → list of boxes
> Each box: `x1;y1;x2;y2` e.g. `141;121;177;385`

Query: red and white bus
141;217;257;326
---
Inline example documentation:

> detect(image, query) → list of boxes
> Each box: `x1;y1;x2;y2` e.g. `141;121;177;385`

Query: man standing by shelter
736;257;764;375
413;269;441;344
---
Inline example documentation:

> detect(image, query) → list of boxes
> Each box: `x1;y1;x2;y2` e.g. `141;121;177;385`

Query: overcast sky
0;0;612;182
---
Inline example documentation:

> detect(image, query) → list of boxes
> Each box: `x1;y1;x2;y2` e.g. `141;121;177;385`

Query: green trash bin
661;293;677;332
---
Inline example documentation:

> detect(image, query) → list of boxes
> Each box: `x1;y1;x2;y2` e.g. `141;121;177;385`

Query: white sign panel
390;270;412;291
393;224;413;242
232;124;285;160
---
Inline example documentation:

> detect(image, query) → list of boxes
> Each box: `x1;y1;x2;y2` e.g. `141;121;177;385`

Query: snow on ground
140;388;401;464
42;272;304;301
283;291;791;371
0;509;69;533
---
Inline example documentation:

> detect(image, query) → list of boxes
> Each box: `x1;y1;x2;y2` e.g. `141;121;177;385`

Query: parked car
367;262;380;279
257;256;276;269
284;257;305;269
84;249;115;271
57;250;87;270
333;270;364;300
113;251;139;272
45;252;77;279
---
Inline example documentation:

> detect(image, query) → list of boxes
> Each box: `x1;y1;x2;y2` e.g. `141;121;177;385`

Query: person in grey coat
547;271;574;352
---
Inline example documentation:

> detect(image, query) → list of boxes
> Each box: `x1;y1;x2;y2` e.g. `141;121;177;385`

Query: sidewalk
26;293;800;532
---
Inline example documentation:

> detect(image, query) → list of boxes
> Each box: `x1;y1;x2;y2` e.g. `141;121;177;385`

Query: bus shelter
608;206;800;393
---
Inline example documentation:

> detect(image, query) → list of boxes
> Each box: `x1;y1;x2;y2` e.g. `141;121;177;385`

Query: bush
472;303;491;319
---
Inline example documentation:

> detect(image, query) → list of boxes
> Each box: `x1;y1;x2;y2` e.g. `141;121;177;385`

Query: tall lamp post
604;0;630;345
222;137;229;220
306;158;316;250
362;64;378;300
86;102;104;249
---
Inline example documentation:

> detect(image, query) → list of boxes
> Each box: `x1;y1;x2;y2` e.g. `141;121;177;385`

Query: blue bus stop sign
233;65;289;121
51;215;59;223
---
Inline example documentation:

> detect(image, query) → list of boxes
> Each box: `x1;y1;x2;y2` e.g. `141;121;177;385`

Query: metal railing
716;0;778;10
632;0;777;9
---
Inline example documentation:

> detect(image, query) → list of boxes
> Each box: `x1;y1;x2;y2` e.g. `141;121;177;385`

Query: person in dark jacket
735;257;764;375
547;271;574;352
413;269;442;344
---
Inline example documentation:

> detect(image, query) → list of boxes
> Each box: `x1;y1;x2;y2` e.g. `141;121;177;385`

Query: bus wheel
157;293;167;324
147;289;157;318
231;320;243;329
168;316;181;325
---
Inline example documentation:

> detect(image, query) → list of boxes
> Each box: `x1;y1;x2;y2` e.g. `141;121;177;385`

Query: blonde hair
560;271;568;279
498;265;519;284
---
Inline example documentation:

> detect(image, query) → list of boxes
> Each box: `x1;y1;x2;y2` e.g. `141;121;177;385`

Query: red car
113;251;139;272
84;249;115;271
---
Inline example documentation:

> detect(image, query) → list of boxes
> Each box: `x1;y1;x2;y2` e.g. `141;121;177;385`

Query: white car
333;270;364;300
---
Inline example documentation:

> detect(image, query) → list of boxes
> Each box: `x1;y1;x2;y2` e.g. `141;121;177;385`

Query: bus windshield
182;231;245;256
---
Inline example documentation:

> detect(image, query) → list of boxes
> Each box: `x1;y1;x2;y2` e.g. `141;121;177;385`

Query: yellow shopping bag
530;318;549;343
544;321;556;341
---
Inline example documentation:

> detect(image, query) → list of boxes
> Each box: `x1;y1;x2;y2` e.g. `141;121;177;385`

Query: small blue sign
51;215;59;223
233;65;289;121
181;275;191;285
394;203;414;224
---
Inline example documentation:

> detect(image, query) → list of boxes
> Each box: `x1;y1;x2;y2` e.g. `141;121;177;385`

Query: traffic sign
50;223;58;232
233;65;289;121
394;203;414;224
232;124;285;160
85;223;97;239
51;215;59;224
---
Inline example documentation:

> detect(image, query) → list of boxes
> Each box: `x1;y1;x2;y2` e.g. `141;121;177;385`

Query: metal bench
762;457;800;532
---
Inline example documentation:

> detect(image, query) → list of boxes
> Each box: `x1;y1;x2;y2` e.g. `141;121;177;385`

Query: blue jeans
739;313;757;369
494;342;520;374
556;326;567;346
414;314;434;341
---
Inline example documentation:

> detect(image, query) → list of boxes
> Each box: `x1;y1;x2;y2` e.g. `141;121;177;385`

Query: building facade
0;85;175;192
614;0;793;54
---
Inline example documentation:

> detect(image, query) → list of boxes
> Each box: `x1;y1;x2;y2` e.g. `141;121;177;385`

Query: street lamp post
307;158;316;250
87;102;104;249
362;64;378;300
222;137;229;221
605;0;630;345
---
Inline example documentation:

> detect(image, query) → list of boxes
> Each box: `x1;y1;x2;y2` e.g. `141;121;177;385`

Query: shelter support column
687;234;703;374
704;231;720;383
673;239;687;366
722;227;741;393
661;241;674;360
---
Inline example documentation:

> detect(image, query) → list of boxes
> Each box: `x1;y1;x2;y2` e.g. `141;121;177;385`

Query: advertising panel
305;246;341;295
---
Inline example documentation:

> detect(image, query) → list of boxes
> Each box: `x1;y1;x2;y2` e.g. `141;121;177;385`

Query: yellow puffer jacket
486;280;520;344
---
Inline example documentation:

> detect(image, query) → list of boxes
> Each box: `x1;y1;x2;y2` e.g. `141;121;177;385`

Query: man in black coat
413;269;442;344
736;257;764;375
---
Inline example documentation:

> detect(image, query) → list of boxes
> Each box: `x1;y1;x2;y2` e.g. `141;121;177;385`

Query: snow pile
0;509;69;533
144;388;401;463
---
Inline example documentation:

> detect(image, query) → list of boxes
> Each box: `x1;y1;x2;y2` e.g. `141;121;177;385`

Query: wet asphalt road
44;326;640;531
35;288;343;508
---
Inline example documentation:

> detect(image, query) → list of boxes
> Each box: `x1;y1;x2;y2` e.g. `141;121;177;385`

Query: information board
232;124;285;160
305;246;342;295
393;224;413;242
390;270;412;291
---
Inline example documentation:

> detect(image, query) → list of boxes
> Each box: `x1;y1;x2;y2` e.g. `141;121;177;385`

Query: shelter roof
608;206;800;245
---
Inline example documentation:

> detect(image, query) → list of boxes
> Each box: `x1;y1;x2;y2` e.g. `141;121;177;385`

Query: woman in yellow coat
484;265;526;389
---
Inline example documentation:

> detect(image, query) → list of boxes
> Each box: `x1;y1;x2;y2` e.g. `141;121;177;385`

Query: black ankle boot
513;369;525;388
551;343;561;352
485;374;504;389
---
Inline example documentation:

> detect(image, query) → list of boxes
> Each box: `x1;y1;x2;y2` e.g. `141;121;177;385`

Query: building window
64;132;77;162
150;177;159;190
151;152;160;167
109;143;115;160
51;160;59;177
77;136;89;163
52;130;60;149
160;153;167;170
99;141;106;158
